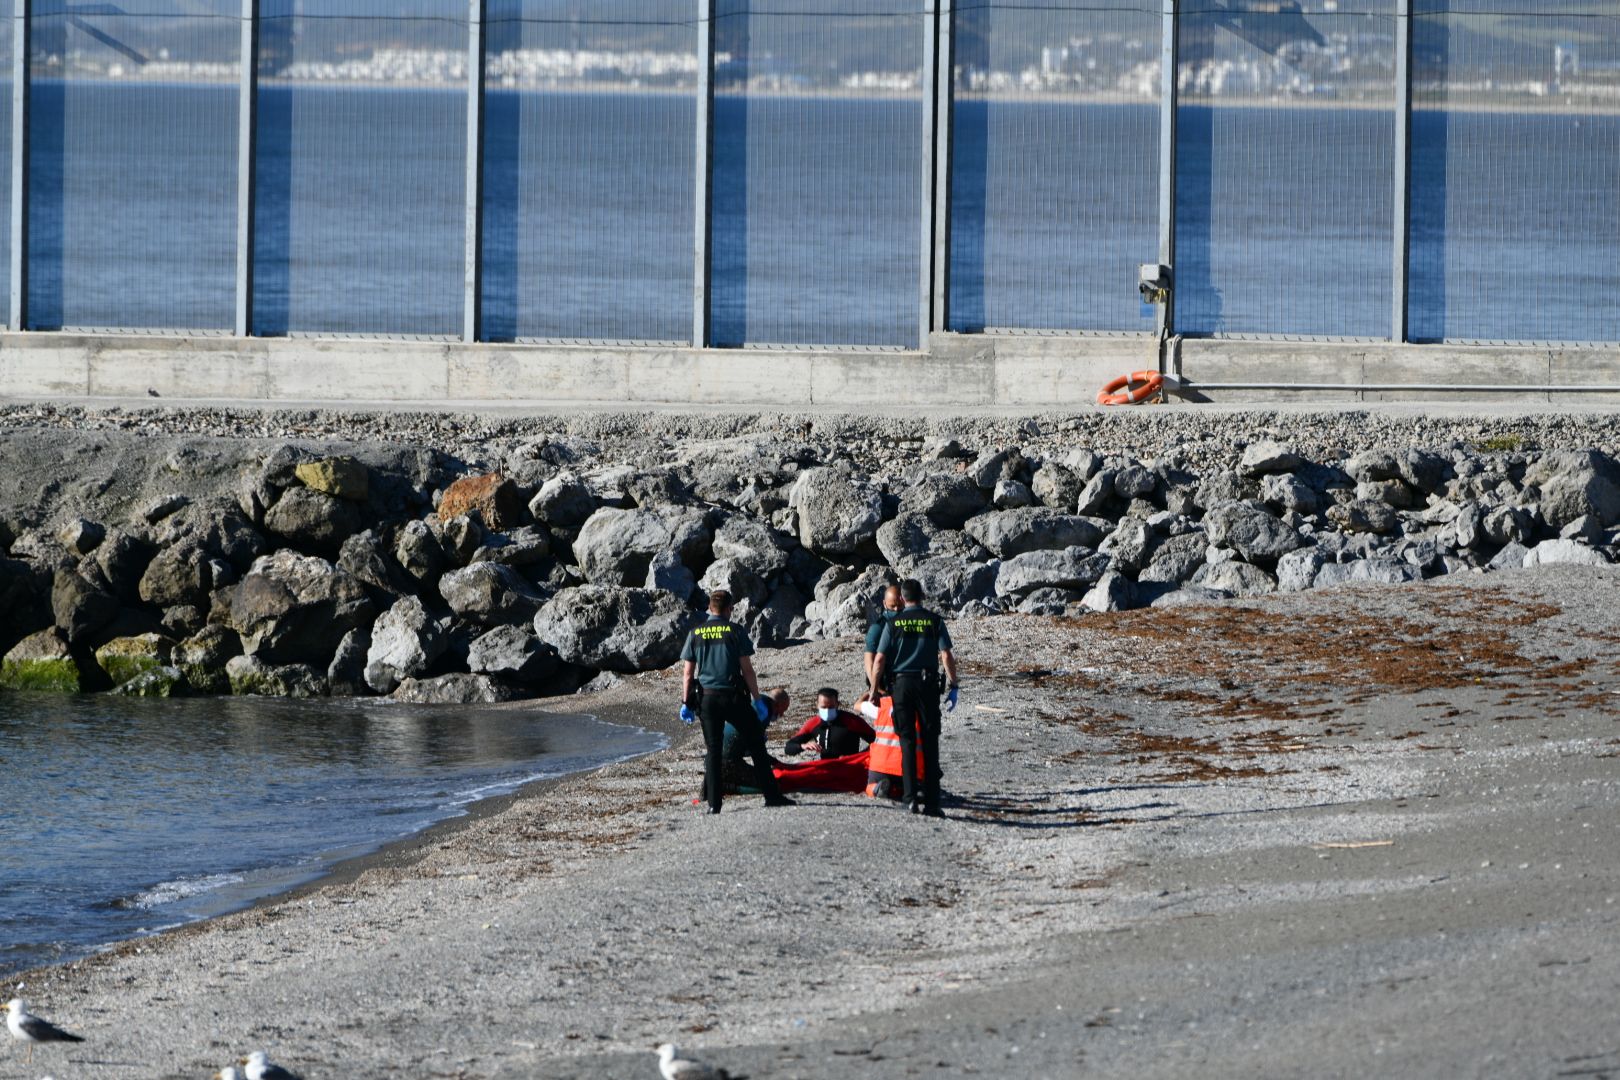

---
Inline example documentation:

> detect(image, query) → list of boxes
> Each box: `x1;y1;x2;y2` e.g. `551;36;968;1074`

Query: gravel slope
7;566;1618;1080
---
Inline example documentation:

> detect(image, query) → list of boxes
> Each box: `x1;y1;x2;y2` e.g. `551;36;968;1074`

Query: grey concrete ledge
3;331;1619;409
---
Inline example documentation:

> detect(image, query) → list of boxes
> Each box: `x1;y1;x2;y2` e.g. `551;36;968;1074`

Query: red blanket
772;751;870;794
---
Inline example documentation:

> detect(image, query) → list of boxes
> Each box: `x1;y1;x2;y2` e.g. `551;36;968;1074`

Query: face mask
818;707;837;722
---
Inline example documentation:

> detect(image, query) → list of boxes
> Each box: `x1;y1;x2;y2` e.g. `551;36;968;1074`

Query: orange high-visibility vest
865;696;926;779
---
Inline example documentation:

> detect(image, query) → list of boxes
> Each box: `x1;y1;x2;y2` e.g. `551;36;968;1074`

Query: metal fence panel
252;0;466;337
1176;1;1396;338
710;0;925;349
480;0;695;343
948;2;1159;334
26;1;236;331
1409;2;1620;343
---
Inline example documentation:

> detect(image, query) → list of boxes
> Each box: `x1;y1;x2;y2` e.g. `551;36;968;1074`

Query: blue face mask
818;707;837;722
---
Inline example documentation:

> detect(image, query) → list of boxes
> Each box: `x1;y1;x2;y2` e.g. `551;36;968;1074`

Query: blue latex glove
945;686;959;712
753;697;771;724
679;704;697;725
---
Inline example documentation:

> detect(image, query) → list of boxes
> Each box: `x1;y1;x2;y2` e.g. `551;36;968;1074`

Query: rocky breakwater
1;425;1618;701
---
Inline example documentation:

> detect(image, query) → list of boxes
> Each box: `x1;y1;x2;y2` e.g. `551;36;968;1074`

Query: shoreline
8;572;1619;1078
1;694;677;986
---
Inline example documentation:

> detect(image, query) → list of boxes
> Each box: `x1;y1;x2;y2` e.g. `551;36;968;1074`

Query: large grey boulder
1345;449;1403;484
1204;502;1304;563
138;543;235;611
1482;505;1535;546
968;447;1028;490
699;558;767;607
993;479;1036;510
393;673;512;705
392;519;445;589
791;467;887;556
438;562;546;626
1261;473;1320;515
964;508;1107;558
528;473;597;529
1100;518;1153;572
908;557;999;611
875;511;986;570
263;487;362;552
1327;499;1400;535
1136;532;1208;585
1112;465;1157;502
896;471;986;530
467;625;561;684
1314;558;1421;588
88;528;156;602
1522;538;1612;568
643;549;696;599
805;565;896;640
1240;441;1304;476
326;627;371;697
152;504;267;572
1030;463;1082;510
1191;561;1278;596
1080;571;1136;613
175;624;242;695
51;569;119;644
533;585;697;673
365;595;448;694
225;655;327;698
573;507;712;586
997;547;1109;596
214;550;376;665
1524;451;1620;529
1074;469;1118;516
711;515;794;580
1195;471;1254;511
1276;547;1328;592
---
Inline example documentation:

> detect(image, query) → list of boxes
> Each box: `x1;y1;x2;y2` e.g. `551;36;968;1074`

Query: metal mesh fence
252;0;466;338
948;1;1159;335
1410;2;1620;343
0;3;1613;347
1176;1;1396;339
27;0;237;332
710;0;925;349
481;0;696;343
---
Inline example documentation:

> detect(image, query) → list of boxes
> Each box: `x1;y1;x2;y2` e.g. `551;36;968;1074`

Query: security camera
1139;263;1171;305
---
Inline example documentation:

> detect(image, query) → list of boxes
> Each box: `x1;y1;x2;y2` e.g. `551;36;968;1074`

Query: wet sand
7;567;1619;1080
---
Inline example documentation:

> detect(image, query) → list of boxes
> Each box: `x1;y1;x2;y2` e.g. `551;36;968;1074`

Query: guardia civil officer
679;589;796;814
868;578;959;817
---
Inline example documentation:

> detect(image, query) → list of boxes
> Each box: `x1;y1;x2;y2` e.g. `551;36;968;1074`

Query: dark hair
900;578;924;603
707;589;733;613
814;687;840;702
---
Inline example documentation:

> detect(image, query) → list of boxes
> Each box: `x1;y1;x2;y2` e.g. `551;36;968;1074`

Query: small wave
120;872;246;911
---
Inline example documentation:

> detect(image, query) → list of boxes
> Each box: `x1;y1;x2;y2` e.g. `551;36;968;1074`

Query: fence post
1157;0;1177;339
919;0;937;349
693;0;715;349
930;0;952;336
234;0;257;338
1392;0;1412;343
462;0;485;344
9;0;28;331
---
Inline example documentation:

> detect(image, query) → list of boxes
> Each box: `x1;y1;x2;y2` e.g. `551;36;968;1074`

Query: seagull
215;1068;243;1080
4;999;84;1066
657;1043;735;1080
240;1050;304;1080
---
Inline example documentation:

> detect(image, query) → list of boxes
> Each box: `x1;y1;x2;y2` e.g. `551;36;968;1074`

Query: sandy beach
5;565;1616;1079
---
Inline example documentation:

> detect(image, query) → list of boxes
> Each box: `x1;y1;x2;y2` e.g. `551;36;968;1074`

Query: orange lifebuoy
1097;370;1164;406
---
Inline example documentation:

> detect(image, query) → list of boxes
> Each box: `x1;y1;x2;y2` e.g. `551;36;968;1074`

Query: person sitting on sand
857;690;930;802
770;687;877;795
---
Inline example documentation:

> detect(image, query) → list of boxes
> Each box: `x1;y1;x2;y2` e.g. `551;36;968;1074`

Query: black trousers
698;688;784;810
890;671;942;811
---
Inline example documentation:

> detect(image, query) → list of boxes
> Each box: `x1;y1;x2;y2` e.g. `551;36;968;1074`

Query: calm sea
12;83;1619;345
0;692;662;978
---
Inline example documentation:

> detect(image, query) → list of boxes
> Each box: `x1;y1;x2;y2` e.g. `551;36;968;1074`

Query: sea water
0;692;662;978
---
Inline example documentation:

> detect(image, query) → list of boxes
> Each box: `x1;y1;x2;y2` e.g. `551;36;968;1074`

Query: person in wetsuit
782;687;877;761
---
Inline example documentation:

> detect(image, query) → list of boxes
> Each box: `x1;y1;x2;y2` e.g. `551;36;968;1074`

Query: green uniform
681;616;754;689
876;606;953;674
877;604;952;812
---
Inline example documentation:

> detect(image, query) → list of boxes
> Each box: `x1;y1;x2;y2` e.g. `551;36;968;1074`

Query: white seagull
657;1043;734;1080
240;1050;304;1080
4;998;84;1066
